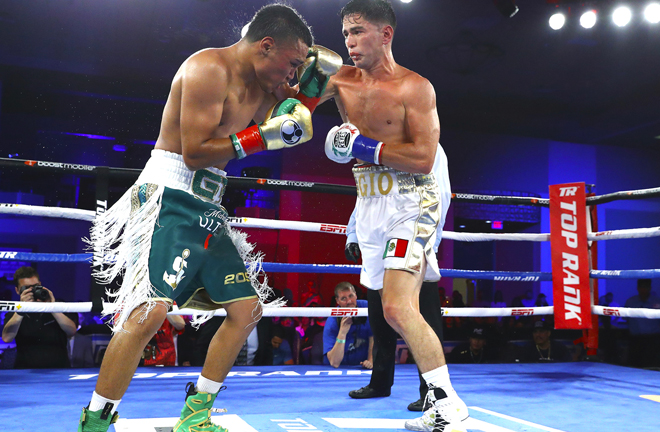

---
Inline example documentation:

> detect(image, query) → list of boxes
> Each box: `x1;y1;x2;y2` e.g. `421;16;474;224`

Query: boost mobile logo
31;160;95;171
265;179;314;188
280;120;303;145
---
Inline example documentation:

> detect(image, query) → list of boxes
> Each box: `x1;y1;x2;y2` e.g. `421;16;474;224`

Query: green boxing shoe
78;403;119;432
174;382;228;432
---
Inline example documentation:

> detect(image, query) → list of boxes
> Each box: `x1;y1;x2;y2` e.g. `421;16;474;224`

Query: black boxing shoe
408;397;425;412
348;385;391;399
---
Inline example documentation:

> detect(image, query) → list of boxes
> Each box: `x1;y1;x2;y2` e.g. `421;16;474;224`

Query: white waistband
137;149;227;204
137;149;226;189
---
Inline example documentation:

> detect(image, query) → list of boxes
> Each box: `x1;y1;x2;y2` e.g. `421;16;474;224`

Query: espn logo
320;224;346;234
511;308;534;316
331;308;359;316
603;308;621;317
0;302;17;312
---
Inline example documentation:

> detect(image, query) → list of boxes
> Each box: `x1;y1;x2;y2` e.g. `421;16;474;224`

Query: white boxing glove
325;122;383;165
325;123;356;163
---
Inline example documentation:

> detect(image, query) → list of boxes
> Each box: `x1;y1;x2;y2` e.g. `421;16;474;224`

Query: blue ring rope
3;252;658;279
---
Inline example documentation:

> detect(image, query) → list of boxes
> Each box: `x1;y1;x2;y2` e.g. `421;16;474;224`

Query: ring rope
3;203;660;242
3;302;659;319
3;157;660;204
2;252;658;280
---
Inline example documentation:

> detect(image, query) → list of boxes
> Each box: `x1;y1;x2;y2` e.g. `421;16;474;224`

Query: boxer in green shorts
149;187;257;309
76;5;340;432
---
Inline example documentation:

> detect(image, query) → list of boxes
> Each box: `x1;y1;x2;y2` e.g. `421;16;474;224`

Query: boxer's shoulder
179;48;232;87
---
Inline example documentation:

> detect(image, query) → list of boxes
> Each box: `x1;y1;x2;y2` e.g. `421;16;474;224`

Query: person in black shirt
448;326;498;364
519;320;571;362
1;267;77;368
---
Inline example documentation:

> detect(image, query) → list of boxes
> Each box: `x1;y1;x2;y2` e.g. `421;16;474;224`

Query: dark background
0;0;659;307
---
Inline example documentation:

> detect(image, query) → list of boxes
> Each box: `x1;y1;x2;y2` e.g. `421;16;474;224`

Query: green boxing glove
296;45;343;112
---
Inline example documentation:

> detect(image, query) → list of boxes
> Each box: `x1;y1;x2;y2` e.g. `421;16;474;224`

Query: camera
20;285;50;301
32;286;50;301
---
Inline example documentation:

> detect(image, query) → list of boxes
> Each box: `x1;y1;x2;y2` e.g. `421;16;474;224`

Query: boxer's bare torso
155;41;307;171
320;12;440;175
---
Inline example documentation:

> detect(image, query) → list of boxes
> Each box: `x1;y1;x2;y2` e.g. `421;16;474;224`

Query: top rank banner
549;182;592;329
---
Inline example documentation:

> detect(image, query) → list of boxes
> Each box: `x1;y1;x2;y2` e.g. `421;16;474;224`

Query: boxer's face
342;14;386;69
258;38;308;92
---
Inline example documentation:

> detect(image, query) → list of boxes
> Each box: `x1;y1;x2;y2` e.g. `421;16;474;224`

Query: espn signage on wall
549;182;592;329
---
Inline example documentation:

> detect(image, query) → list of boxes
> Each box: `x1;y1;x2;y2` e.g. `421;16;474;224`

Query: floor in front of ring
1;363;659;432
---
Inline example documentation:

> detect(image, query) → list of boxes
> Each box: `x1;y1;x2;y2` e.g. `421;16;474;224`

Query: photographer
323;282;373;368
2;266;78;368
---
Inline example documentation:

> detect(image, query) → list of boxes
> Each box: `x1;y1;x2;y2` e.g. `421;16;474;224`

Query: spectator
624;279;660;368
521;290;535;307
142;314;186;366
1;266;78;368
323;282;373;368
448;327;498;364
272;324;294;365
471;287;489;308
598;292;623;328
491;290;506;308
451;291;465;308
519;320;571;362
535;293;549;307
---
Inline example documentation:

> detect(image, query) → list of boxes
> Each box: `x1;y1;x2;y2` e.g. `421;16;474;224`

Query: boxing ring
1;157;659;432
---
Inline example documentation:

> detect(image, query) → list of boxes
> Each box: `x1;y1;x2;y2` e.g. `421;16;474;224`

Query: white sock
422;365;453;394
89;391;121;414
196;375;223;394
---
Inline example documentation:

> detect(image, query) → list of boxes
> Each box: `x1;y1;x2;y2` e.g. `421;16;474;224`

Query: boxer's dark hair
340;0;397;31
14;266;39;287
245;4;313;47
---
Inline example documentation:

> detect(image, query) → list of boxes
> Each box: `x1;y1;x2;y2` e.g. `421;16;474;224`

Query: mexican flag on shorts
383;238;409;258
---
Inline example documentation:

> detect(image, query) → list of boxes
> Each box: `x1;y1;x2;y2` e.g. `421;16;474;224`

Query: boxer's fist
297;45;343;98
231;99;312;159
325;122;383;165
296;45;343;111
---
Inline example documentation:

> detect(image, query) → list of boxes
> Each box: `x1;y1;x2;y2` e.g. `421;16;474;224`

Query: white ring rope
0;203;96;221
3;302;659;319
3;203;660;242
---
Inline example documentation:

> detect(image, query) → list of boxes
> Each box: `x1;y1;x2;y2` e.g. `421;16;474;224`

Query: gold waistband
352;164;436;198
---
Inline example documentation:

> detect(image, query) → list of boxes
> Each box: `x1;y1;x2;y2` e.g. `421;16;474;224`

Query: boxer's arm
378;76;440;174
179;55;236;171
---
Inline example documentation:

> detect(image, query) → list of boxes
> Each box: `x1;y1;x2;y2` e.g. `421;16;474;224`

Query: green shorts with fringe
148;187;257;309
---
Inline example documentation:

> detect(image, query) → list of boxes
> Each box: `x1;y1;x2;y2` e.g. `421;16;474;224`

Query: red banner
549;182;592;329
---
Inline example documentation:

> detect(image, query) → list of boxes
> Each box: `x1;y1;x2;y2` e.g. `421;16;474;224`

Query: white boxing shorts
354;143;451;290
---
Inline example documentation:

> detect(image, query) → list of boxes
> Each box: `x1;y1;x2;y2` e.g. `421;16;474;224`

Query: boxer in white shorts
295;1;469;431
354;143;451;291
